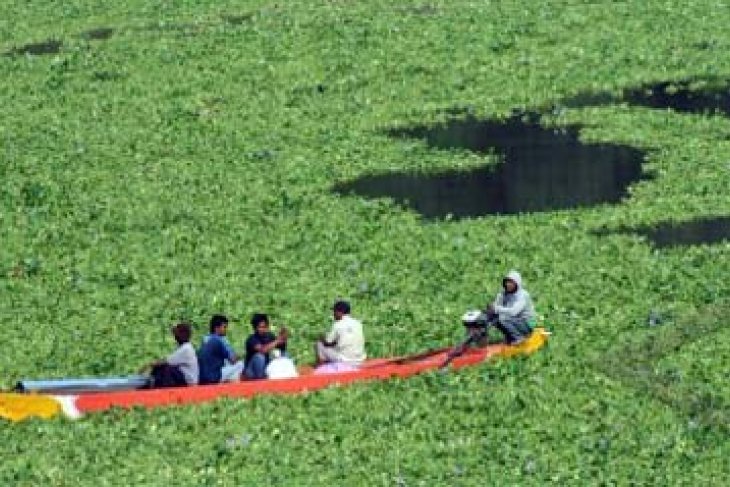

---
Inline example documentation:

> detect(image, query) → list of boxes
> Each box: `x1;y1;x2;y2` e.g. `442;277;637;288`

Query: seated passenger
244;313;288;380
140;323;198;388
198;314;243;385
315;300;366;366
485;270;536;345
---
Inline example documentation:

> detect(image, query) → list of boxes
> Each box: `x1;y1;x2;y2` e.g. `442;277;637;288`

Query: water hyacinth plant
2;0;730;484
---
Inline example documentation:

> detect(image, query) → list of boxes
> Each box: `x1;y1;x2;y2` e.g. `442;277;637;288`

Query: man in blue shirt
244;313;288;380
198;315;243;384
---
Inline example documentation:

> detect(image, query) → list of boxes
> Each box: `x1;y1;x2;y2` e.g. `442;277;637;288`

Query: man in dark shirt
198;314;242;384
244;313;288;380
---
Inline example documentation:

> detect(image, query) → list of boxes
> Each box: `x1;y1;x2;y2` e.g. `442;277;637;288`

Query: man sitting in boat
484;270;536;345
244;313;289;380
315;300;366;367
198;315;244;384
139;323;199;388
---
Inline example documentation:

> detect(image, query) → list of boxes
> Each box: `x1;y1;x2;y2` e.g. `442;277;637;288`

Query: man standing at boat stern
316;300;366;365
486;270;536;345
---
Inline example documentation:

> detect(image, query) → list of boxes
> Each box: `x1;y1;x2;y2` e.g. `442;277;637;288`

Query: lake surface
334;113;648;220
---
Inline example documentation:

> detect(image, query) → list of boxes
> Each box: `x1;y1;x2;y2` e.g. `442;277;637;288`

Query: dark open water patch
81;27;114;41
5;39;62;56
221;13;253;25
600;216;730;248
562;79;730;117
334;113;649;219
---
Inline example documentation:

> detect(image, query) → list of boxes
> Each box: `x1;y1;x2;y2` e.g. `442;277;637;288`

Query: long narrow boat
0;328;549;422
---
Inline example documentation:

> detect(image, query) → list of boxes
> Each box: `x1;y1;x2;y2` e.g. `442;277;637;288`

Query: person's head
250;313;270;336
332;300;351;320
171;323;192;345
502;270;522;294
209;314;229;335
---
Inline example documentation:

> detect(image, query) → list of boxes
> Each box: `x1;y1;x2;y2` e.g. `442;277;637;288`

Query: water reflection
334;113;648;219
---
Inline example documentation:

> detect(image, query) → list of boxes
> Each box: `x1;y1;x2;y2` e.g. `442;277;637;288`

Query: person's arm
319;325;338;347
254;329;288;354
493;291;527;317
142;343;190;373
221;338;239;363
255;340;280;354
484;293;500;318
276;329;288;353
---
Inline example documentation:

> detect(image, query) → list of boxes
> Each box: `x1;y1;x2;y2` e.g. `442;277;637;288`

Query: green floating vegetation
2;0;730;484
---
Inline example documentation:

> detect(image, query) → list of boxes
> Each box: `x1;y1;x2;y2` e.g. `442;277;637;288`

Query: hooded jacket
491;270;535;328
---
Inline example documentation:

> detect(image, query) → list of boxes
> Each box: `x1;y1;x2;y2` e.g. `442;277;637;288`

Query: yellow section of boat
0;392;61;422
497;327;550;358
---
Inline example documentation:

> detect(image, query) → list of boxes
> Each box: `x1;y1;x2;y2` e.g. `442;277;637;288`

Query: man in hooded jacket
485;270;536;345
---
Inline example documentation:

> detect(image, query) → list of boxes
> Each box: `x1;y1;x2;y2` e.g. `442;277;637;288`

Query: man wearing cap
315;300;366;365
197;314;244;384
485;270;536;345
140;323;199;387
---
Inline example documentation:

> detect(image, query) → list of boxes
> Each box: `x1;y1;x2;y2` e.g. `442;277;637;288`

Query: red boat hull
0;329;548;421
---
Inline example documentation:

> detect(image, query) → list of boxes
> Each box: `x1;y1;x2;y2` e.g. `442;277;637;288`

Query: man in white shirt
141;323;199;387
315;300;366;365
165;325;199;385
